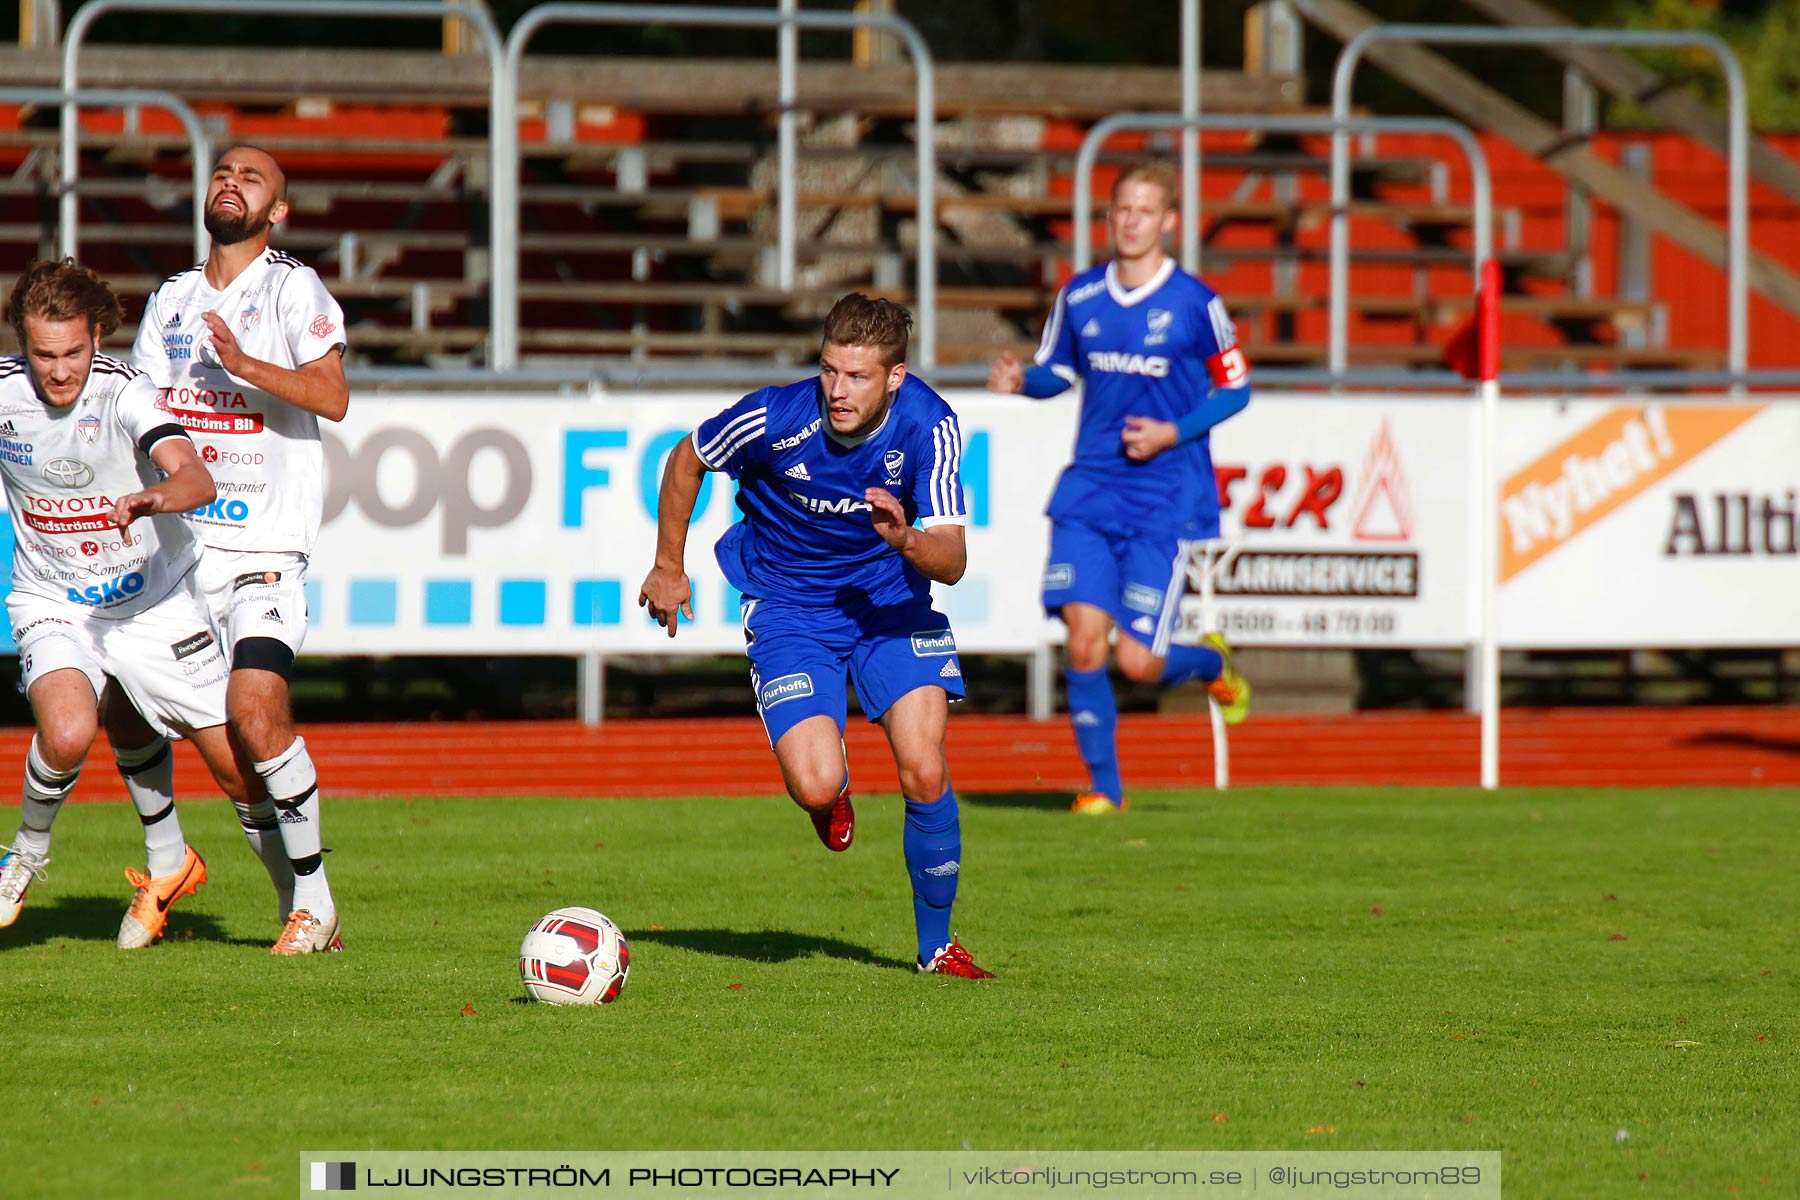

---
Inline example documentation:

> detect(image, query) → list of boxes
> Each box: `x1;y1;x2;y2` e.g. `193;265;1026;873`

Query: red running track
5;706;1798;802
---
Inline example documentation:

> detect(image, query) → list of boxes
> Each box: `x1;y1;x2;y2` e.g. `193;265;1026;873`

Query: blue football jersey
1035;258;1249;536
691;373;967;608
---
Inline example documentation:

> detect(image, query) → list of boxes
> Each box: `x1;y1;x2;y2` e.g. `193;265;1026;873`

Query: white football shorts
9;574;229;737
195;547;310;664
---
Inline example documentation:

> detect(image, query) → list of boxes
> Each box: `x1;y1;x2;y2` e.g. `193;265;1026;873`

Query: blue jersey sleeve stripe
935;419;952;517
930;415;963;518
710;418;766;467
1033;287;1067;366
930;418;949;517
1205;294;1238;355
697;407;766;467
698;406;764;461
948;418;964;517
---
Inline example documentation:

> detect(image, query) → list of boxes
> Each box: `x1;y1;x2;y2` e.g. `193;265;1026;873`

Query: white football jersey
132;248;346;553
0;353;200;618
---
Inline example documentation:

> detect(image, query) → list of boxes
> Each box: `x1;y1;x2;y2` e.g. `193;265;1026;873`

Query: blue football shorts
1041;517;1207;658
740;594;967;746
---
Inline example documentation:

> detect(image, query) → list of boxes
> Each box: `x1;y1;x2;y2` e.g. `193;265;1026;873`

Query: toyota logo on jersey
41;458;94;489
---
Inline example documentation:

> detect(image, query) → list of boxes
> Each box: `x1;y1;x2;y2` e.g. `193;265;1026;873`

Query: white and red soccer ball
519;907;630;1006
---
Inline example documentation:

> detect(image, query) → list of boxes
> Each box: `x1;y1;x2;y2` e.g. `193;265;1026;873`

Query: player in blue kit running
989;160;1252;816
638;293;993;979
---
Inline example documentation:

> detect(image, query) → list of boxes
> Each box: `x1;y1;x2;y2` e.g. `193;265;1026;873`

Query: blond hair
1111;160;1179;210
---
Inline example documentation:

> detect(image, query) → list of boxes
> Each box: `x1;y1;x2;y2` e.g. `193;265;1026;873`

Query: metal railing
1073;112;1493;304
3;86;210;260
1330;24;1748;377
60;0;510;362
501;3;939;367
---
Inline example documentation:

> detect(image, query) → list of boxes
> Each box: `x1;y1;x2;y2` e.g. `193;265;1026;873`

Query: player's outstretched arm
989;350;1075;400
110;436;217;531
987;351;1025;393
866;487;966;585
200;311;350;421
638;435;707;637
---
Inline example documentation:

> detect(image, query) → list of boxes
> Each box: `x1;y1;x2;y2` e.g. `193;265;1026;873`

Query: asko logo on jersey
1086;351;1171;378
189;497;253;523
66;572;146;606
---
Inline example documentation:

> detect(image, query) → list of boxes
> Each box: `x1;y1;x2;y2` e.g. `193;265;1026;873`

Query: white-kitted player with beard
0;258;254;948
107;144;350;955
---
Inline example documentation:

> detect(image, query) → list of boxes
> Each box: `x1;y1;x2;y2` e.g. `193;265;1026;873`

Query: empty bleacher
0;33;1748;374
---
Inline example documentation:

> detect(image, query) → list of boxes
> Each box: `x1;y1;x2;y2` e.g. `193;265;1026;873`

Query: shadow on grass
630;927;912;971
960;790;1076;812
2;893;265;949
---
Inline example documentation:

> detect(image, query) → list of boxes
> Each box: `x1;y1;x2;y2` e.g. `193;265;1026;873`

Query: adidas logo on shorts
784;463;810;480
0;421;14;438
262;606;282;622
939;660;961;679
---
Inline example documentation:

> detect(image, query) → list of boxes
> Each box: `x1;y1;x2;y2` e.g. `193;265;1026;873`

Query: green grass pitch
1;785;1792;1198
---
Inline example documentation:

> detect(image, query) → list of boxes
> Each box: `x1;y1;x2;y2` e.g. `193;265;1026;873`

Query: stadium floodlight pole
504;4;939;367
61;0;512;365
1329;25;1748;380
1180;0;1201;275
777;0;798;293
2;87;210;261
1075;111;1500;790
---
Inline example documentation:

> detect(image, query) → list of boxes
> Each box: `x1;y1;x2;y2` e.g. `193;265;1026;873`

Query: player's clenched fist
987;351;1024;395
637;566;694;637
1121;415;1178;462
864;486;914;551
200;310;249;376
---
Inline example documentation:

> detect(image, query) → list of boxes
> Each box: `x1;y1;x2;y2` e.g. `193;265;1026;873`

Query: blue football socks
904;788;960;964
1159;642;1223;687
1064;665;1123;804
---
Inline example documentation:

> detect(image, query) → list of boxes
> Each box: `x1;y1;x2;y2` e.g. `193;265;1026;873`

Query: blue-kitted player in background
639;293;993;978
990;160;1252;816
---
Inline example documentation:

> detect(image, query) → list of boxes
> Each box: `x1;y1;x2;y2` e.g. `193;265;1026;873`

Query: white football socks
115;737;187;878
255;737;333;919
17;736;80;858
234;797;296;922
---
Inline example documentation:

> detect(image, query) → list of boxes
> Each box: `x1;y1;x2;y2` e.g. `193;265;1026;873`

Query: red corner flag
1443;258;1502;381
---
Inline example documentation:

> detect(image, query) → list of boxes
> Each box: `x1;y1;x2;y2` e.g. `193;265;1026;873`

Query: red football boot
919;936;996;979
809;782;854;852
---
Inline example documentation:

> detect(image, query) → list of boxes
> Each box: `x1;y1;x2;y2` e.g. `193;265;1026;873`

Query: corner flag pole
1477;258;1501;789
1200;538;1245;790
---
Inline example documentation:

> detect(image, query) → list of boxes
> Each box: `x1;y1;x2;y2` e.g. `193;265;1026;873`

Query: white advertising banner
301;391;1069;655
290;390;1481;654
1497;399;1798;648
1192;394;1477;648
1;389;1789;656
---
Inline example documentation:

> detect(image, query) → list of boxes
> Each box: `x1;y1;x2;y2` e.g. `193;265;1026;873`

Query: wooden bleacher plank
0;46;1298;119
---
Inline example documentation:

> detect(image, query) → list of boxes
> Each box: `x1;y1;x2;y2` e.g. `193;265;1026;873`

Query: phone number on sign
1202;607;1401;639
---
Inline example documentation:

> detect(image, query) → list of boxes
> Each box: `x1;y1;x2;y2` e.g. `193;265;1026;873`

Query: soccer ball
519;907;630;1006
